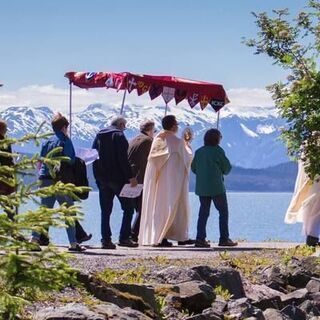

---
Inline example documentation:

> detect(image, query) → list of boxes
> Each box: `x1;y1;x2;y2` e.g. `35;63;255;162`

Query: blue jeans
97;181;134;243
32;179;77;244
196;193;229;242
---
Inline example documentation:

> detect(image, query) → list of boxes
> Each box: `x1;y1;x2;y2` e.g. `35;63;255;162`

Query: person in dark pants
31;113;86;251
92;116;138;249
191;128;237;248
128;120;155;242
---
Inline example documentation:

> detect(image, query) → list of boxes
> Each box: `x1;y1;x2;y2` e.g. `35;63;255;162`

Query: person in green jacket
191;128;237;248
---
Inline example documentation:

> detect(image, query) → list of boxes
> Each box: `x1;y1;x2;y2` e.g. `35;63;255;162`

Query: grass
214;285;233;300
280;245;316;265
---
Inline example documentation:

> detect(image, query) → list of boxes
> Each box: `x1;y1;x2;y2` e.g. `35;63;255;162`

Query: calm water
22;192;304;244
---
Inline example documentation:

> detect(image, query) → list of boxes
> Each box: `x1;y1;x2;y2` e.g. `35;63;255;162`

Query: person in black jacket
93;116;138;249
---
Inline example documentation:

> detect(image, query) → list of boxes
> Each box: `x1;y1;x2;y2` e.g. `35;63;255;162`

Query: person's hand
129;177;138;187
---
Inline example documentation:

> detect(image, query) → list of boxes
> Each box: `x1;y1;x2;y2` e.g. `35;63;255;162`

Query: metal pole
165;103;168;116
69;82;72;138
120;89;127;115
216;111;220;129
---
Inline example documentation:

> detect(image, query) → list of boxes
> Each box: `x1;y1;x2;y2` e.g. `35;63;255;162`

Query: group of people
24;112;237;251
1;111;319;251
90;113;238;250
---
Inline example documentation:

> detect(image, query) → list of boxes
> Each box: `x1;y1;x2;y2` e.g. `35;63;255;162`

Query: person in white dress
285;161;320;246
138;115;193;246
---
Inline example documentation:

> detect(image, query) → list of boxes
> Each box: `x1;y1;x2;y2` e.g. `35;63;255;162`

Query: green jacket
191;145;232;197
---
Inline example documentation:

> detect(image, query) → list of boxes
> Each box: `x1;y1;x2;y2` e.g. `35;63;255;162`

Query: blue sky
0;0;308;111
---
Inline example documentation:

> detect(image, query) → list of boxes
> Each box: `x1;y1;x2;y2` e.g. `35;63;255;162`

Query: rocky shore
27;244;320;320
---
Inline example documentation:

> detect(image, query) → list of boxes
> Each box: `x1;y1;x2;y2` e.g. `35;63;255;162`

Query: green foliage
96;266;149;284
281;244;316;265
155;295;166;320
244;0;320;180
213;285;233;300
0;129;89;319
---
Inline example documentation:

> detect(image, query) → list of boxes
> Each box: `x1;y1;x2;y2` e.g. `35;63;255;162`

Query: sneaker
154;239;173;247
218;239;238;247
195;239;211;248
78;233;92;244
101;240;116;250
118;239;139;248
178;239;196;245
68;243;86;252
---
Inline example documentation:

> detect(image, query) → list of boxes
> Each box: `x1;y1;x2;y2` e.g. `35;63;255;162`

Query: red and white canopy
65;71;229;111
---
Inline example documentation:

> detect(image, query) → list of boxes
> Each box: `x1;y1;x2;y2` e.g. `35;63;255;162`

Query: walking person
93;116;138;249
191;128;237;248
30;113;86;251
128;120;155;242
138;115;193;247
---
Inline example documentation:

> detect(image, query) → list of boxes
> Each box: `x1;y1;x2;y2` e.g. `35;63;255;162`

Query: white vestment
285;161;320;237
138;131;192;245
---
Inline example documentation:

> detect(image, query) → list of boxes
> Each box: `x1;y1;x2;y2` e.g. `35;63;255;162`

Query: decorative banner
200;95;210;109
210;99;225;112
188;93;199;108
136;81;150;96
127;77;137;93
162;86;175;103
149;84;162;100
175;89;187;105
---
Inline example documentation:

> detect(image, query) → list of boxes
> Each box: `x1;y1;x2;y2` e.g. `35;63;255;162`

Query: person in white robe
138;115;193;246
285;161;320;246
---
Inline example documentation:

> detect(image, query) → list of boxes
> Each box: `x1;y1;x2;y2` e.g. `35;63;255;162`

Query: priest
138;115;193;246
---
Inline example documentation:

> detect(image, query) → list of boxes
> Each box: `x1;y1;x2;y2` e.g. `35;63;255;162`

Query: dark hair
140;120;155;133
204;128;221;146
162;115;177;131
51;113;69;132
0;119;7;136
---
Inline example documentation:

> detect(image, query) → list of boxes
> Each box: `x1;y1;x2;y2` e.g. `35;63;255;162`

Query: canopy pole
165;103;168;116
120;89;127;115
69;82;73;138
216;111;220;129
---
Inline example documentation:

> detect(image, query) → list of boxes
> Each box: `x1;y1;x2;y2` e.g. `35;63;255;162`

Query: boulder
299;300;320;317
306;278;320;293
155;266;202;284
281;288;308;307
192;266;245;298
280;305;306;320
161;294;184;320
245;283;283;310
202;307;224;319
210;297;228;315
227;298;264;320
260;265;287;293
177;280;215;314
34;303;152;320
263;308;284;320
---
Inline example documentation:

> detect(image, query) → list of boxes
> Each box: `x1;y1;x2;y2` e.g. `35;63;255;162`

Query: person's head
140;120;155;138
111;116;127;131
0;120;7;137
204;128;222;146
51;113;69;135
162;115;178;133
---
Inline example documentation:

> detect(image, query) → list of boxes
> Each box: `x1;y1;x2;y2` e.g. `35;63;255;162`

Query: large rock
306;278;320;293
155;266;202;284
209;297;228;315
34;303;152;320
244;283;283;310
77;273;156;318
280;305;306;320
227;298;264;320
299;300;320;317
192;266;245;299
263;308;284;320
201;307;224;320
259;265;287;293
281;288;308;307
161;294;184;320
177;280;215;314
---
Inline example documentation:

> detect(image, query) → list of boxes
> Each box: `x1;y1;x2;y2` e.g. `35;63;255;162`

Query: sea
21;192;305;245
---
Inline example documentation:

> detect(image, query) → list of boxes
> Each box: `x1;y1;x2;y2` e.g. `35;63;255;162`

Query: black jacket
92;126;133;184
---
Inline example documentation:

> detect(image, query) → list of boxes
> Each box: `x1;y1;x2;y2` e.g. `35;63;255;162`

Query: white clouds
0;85;275;114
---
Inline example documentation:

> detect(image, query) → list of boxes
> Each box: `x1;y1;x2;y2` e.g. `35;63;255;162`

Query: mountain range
0;103;289;169
0;103;298;192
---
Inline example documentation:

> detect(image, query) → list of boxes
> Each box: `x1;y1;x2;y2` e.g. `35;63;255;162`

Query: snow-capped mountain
0;104;288;168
